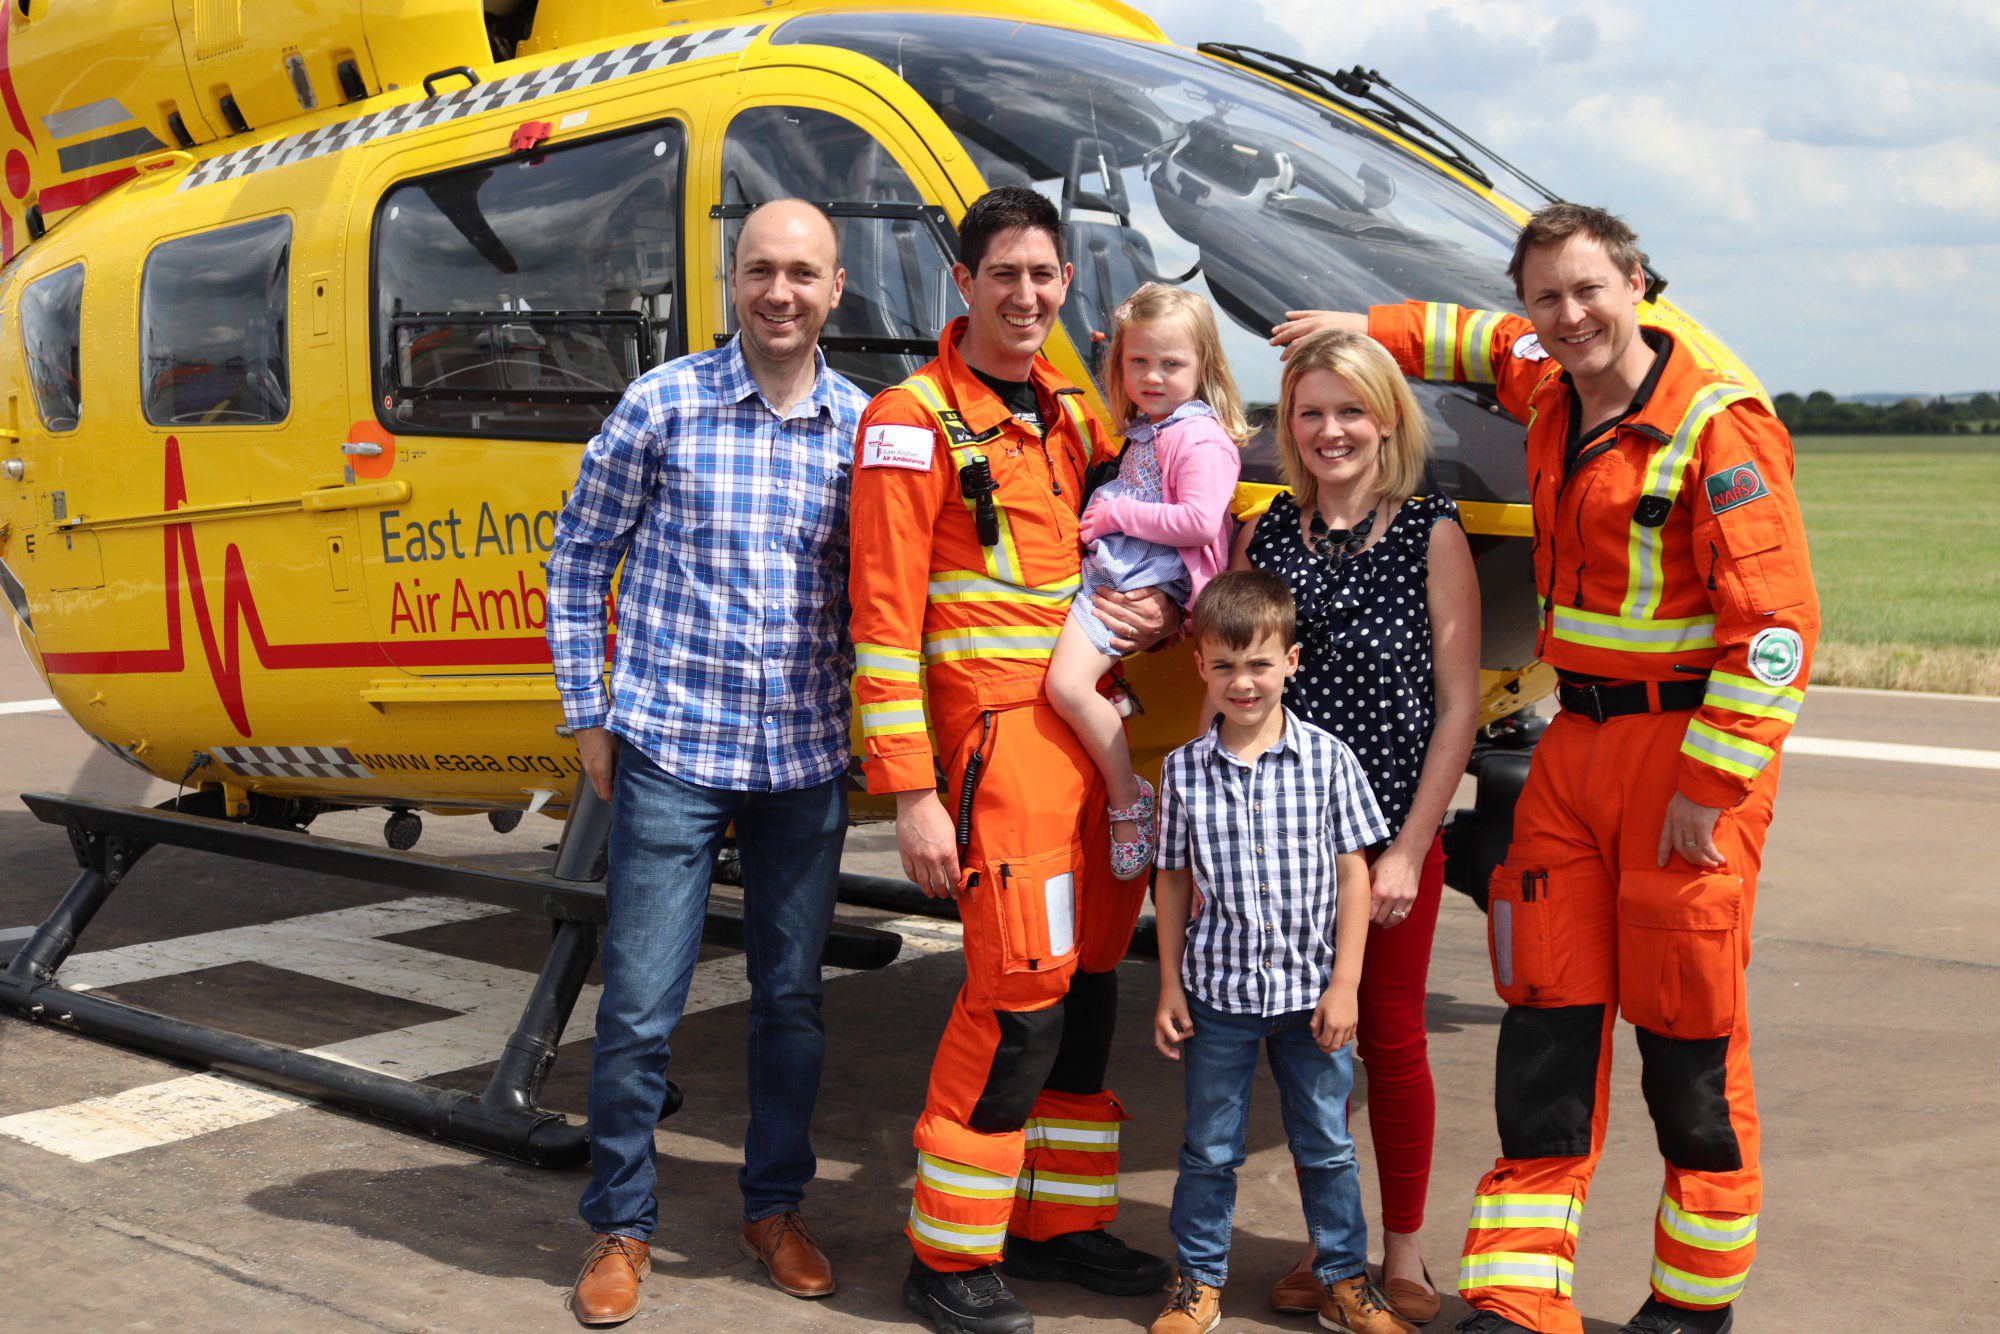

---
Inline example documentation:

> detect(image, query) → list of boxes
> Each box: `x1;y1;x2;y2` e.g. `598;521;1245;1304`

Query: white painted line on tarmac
0;697;61;715
1812;684;1999;704
1786;736;2000;770
0;900;963;1163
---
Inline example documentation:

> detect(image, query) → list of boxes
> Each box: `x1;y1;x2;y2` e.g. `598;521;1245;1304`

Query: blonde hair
1100;284;1251;443
1276;330;1432;510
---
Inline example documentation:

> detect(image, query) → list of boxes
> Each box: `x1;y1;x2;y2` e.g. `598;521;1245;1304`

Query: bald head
729;198;845;372
733;198;840;268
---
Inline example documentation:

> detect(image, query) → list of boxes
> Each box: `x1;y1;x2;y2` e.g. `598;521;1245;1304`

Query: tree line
1775;390;1999;435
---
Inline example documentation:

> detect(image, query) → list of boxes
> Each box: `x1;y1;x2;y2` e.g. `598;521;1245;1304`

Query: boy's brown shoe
1319;1274;1417;1334
1271;1255;1320;1312
570;1234;649;1326
1150;1272;1221;1334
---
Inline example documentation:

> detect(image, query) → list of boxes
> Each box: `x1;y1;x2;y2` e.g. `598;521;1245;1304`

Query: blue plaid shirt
545;338;869;791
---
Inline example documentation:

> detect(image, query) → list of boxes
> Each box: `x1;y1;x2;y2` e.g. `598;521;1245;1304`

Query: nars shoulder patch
1705;460;1770;515
862;423;936;471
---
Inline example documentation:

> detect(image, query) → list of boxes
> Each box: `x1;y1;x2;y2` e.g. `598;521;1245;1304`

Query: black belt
1556;673;1707;723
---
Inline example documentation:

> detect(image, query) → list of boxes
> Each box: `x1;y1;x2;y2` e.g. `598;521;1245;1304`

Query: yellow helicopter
0;0;1766;1162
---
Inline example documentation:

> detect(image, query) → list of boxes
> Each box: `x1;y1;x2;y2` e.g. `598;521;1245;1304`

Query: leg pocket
991;845;1081;974
1487;859;1567;1005
1618;868;1744;1039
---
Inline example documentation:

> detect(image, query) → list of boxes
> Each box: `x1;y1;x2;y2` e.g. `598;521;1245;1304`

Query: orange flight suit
849;318;1148;1271
1370;302;1818;1332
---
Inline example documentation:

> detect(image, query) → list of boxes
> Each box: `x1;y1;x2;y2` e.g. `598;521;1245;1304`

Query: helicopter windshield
773;14;1530;502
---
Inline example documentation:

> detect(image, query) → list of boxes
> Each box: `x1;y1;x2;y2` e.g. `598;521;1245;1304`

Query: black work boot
903;1257;1034;1334
1001;1229;1172;1296
1456;1312;1546;1334
1617;1296;1734;1334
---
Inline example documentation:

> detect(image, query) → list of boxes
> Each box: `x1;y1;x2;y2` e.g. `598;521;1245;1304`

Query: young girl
1047;284;1247;879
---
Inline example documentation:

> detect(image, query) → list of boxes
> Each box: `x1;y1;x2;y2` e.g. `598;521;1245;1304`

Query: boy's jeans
1168;992;1366;1288
578;755;846;1240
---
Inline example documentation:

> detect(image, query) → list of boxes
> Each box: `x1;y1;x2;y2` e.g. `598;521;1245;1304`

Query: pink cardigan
1080;413;1242;602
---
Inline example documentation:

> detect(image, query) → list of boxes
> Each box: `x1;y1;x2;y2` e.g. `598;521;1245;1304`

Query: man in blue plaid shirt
545;200;870;1325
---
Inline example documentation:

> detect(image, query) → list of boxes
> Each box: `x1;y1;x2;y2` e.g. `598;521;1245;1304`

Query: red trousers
1354;834;1447;1234
1460;709;1770;1334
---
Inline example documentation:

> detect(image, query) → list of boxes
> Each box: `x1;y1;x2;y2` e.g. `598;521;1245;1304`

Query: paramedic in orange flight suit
1275;204;1816;1334
850;186;1176;1334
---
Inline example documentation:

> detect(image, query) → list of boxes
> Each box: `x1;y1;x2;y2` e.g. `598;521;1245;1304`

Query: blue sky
1141;0;1998;396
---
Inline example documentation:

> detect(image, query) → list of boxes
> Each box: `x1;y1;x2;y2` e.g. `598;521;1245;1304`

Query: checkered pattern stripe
179;26;763;192
544;339;870;792
213;745;377;780
1156;711;1389;1017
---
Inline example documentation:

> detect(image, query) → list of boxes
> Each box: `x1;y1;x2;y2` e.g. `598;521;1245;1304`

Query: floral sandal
1108;777;1156;881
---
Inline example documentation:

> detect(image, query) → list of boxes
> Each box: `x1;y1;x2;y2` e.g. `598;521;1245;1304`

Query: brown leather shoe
739;1212;836;1298
1150;1271;1221;1334
1271;1254;1320;1313
1320;1274;1418;1334
570;1234;649;1326
1381;1261;1441;1325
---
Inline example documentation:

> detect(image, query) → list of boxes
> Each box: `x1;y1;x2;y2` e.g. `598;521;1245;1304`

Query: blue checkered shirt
1156;710;1390;1016
544;338;868;791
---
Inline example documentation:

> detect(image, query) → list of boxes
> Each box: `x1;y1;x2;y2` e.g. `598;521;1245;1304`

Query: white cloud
1142;0;1998;392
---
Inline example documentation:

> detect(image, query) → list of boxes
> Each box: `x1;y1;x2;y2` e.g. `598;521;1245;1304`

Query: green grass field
1794;435;2000;693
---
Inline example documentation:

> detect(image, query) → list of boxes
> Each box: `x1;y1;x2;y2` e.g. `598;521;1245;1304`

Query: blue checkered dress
544;338;869;791
1156;710;1390;1016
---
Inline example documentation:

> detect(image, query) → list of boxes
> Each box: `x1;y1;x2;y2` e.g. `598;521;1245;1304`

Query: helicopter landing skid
0;790;905;1168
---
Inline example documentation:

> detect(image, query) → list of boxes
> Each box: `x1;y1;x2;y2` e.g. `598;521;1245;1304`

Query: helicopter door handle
340;441;382;457
2;459;22;481
422;67;479;99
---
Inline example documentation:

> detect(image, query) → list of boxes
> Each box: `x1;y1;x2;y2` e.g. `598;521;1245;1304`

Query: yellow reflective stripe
1016;1170;1118;1203
927;569;1080;606
1023;1118;1120;1151
855;643;922;682
1458;309;1504;385
1468;1193;1582;1236
917;1153;1017;1201
908;1204;1009;1254
922;624;1063;662
1623;384;1755;619
1457;1251;1574;1297
1658;1196;1758;1252
1703;671;1803;724
1549;605;1718;652
1682;718;1775;779
1055;391;1090;442
903;374;950;417
902;375;1026;584
858;700;927;738
1650;1258;1749;1305
1422;303;1460;381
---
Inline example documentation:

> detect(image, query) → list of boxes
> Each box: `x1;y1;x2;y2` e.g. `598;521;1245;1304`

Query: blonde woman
1231;330;1481;1325
1046;284;1247;879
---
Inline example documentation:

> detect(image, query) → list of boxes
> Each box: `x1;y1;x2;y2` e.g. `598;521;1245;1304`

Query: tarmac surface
2;636;1996;1332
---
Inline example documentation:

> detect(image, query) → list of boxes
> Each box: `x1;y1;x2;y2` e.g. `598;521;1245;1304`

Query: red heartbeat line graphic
38;437;555;737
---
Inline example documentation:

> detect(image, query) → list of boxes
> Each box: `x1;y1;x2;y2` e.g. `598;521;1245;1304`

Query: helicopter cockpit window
773;15;1531;503
719;106;960;396
20;263;84;433
140;216;292;427
372;121;686;441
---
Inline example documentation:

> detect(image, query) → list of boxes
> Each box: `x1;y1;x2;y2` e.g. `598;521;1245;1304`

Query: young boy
1148;570;1414;1334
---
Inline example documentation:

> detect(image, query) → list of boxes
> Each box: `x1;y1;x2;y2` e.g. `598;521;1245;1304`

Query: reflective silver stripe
1468;1193;1582;1234
1658;1196;1758;1251
1625;384;1750;618
1703;671;1802;723
1550;606;1717;651
1683;718;1773;778
926;572;1080;604
922;627;1062;658
1460;309;1505;384
1424;303;1459;380
1457;1251;1574;1295
1650;1258;1749;1305
1015;1174;1117;1202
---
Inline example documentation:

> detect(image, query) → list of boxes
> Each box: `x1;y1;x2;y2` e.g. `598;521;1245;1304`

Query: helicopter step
0;790;905;1168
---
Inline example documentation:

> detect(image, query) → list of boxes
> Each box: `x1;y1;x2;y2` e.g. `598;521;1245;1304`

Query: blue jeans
1168;992;1366;1288
578;755;846;1239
